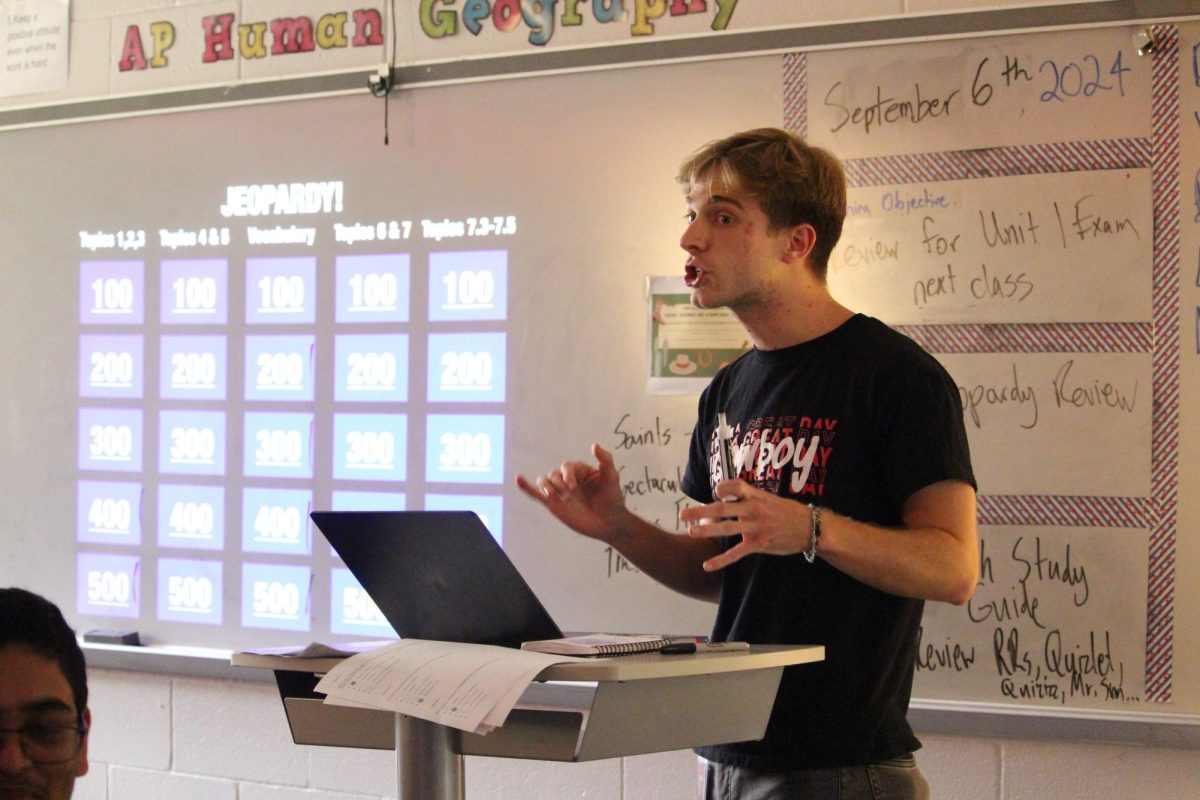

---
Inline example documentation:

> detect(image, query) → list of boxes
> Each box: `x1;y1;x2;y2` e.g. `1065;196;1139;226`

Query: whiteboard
1;22;1198;721
806;23;1196;713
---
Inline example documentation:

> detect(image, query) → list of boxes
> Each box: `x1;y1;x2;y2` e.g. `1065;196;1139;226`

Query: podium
233;644;824;800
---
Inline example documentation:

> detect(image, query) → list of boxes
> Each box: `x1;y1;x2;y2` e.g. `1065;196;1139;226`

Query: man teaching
517;128;978;799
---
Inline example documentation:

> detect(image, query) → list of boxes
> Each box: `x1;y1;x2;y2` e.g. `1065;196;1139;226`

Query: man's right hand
515;443;629;543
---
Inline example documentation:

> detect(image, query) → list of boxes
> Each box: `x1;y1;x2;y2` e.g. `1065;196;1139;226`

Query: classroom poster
0;0;68;97
646;275;749;395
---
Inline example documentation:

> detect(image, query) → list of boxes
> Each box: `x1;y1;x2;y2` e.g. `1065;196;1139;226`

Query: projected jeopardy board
75;181;513;640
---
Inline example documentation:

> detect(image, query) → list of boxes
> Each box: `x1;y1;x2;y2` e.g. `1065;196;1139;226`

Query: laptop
310;510;564;649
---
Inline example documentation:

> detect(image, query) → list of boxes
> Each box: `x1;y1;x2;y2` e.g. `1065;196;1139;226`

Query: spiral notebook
520;633;693;656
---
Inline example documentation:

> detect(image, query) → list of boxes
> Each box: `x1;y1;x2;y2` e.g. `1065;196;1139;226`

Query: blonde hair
676;128;847;277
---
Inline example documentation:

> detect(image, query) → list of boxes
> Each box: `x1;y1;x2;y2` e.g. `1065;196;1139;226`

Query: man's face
680;174;796;312
0;646;89;800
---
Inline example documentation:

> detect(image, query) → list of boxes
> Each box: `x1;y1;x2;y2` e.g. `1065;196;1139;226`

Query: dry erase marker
717;412;735;483
660;641;750;655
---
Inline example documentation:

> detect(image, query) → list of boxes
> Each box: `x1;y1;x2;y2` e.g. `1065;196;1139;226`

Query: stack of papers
314;638;583;734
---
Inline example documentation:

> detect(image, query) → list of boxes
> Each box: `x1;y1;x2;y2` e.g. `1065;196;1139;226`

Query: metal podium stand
233;644;824;800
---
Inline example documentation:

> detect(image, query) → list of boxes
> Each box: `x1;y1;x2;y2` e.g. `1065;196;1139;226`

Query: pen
659;641;751;655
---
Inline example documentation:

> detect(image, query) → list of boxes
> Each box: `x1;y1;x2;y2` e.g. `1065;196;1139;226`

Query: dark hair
0;587;89;718
676;127;847;278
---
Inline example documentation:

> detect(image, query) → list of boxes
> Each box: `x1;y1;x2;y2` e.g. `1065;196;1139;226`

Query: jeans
703;754;931;800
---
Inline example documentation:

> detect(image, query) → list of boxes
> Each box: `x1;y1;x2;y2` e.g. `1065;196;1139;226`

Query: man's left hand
679;480;813;571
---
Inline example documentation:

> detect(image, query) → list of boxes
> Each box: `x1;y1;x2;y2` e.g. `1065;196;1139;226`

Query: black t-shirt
684;314;976;771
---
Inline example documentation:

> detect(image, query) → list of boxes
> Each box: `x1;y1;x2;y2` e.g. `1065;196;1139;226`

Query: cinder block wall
75;667;701;799
74;668;1200;799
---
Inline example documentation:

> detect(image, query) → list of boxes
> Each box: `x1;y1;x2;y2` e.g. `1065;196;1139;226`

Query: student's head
676;128;847;278
0;588;90;799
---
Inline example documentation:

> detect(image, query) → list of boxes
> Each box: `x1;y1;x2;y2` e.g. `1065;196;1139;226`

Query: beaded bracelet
804;503;821;564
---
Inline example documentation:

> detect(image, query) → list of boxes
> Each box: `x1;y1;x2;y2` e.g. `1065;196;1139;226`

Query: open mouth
684;262;702;287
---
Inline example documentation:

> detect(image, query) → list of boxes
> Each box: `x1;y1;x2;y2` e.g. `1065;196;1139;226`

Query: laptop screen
310;510;563;648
